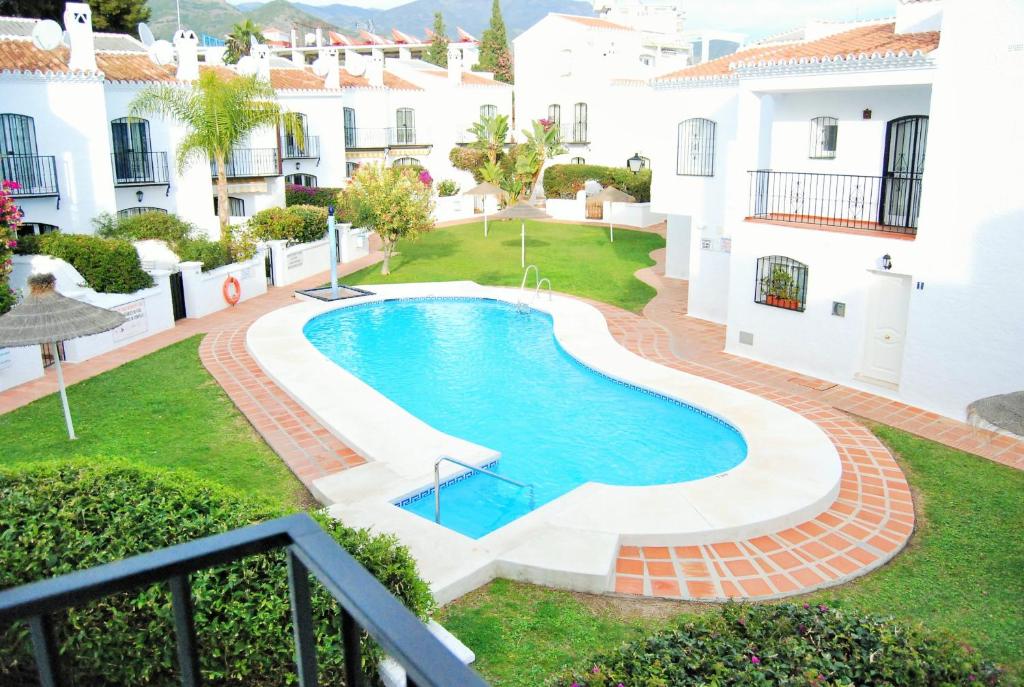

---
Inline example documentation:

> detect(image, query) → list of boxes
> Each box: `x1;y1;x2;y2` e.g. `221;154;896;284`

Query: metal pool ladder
517;264;552;312
434;456;536;524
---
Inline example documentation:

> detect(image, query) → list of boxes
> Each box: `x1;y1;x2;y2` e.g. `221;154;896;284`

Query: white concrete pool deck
247;282;842;603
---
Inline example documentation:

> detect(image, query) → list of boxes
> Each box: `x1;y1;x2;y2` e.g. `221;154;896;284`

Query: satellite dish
148;39;174;66
344;50;366;76
312;56;329;77
31;20;63;51
304;32;316;46
236;55;258;76
138;22;155;47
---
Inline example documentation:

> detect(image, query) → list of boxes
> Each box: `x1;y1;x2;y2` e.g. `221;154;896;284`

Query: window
392;157;419;167
282;112;309;157
343;107;356;148
547;104;561;128
286;173;317;187
572;102;588;143
480;104;497;119
213;196;245;217
754;255;808;312
571;157;585;165
16;222;58;238
639;54;654;66
111;117;154;183
676;117;716;176
346;161;359;176
395;108;415;145
1;113;38;155
809;116;838;159
117;207;167;219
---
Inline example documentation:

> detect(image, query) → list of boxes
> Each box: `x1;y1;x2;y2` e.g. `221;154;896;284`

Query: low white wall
665;214;691;279
609;203;664;228
0;345;45;392
267;237;331;287
179;254;268;319
340;225;372;265
545;197;585;221
433;195;475;223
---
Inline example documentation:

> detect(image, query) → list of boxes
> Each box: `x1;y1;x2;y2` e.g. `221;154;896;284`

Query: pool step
495;527;619;594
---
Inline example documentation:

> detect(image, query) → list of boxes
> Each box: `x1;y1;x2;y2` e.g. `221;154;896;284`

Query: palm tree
225;20;264;64
129;70;304;235
521;119;566;199
468;113;509;166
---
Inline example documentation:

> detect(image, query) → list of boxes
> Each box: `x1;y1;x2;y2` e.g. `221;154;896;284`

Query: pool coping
246;282;842;603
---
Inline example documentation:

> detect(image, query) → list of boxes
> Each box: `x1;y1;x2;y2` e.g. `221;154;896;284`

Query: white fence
264;224;372;287
433;195;476;223
545;191;664;227
0;345;45;393
179;254;267;319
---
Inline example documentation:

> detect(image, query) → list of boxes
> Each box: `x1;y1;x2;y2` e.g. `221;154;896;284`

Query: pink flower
2;179;20;190
751;655;761;665
592;665;600;674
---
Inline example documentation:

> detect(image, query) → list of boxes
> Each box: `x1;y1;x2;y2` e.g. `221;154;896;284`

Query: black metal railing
391;126;419;146
212;148;280;178
748;170;920;235
1;154;59;196
0;514;487;687
282;134;321;159
344;127;390;149
558;123;588;145
111;151;170;185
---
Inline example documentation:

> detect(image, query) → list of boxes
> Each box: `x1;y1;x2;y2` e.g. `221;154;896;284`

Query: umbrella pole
52;341;76;440
609;203;614;242
484;211;488;238
520;220;526;268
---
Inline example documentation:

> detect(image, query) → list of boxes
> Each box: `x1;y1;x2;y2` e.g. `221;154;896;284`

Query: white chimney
367;48;384;87
173;29;199;81
321;47;340;89
447;45;463;83
251;40;271;81
63;2;96;71
290;28;303;65
315;27;323;48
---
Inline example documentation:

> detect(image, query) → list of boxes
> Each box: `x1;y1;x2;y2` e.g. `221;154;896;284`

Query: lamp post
626;152;644;174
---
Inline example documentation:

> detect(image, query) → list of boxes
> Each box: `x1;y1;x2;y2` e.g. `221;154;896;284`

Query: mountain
147;0;244;40
245;0;346;33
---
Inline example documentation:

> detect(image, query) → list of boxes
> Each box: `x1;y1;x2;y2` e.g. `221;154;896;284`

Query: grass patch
0;336;305;507
343;221;664;313
439;425;1024;684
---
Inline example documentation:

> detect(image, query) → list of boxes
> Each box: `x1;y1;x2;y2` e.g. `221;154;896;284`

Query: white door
861;273;911;385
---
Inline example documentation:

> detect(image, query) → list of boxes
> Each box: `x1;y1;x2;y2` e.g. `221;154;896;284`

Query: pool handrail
433;456;535;524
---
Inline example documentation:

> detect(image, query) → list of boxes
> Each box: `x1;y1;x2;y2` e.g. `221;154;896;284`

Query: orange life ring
222;275;241;306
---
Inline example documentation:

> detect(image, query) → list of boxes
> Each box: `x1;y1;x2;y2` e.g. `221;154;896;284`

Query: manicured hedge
177;237;234;272
16;233;153;293
245;205;327;245
549;602;1003;686
95;211;195;248
542;164;652;203
0;460;434;686
285;183;342;208
284;204;329;244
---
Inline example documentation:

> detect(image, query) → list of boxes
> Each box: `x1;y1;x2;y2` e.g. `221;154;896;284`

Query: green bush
94;211;197;250
245;206;305;243
177;237;234;272
285;204;329;244
437;179;460;197
542;164;652;203
548;602;1003;686
0;460;435;686
25;233;153;293
449;146;490;183
285;183;342;208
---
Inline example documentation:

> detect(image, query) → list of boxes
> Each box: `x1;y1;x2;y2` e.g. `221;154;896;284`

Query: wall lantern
295;162;300;170
16;205;24;218
881;254;892;271
135;190;144;203
862;108;872;120
626;152;644;174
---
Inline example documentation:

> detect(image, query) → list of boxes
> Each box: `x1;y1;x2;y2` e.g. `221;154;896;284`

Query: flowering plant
0;179;21;314
418;169;433;187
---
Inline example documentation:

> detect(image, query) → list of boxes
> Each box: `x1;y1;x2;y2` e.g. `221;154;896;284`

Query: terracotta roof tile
556;14;633;32
0;40;74;73
271;66;420;90
655;23;940;82
98;53;177;81
419;68;507;87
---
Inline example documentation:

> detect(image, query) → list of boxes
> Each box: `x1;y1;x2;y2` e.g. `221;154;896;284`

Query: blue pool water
303;298;747;539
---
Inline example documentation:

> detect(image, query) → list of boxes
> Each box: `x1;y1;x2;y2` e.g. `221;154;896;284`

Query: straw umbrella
491;201;552;268
463;181;503;238
0;274;125;440
590;185;635;243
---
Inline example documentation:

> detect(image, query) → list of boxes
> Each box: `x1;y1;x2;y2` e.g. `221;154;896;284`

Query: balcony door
283;112;308;157
343;107;356;148
395;108;415;145
880;115;927;230
111;117;153;183
1;113;40;190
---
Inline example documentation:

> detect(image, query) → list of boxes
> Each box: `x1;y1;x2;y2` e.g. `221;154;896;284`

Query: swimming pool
304;298;747;539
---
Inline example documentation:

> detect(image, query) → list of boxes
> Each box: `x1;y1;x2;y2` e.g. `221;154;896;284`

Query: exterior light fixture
881;254;892;271
135;190;144;203
626;152;644;174
295;162;300;170
862;108;872;119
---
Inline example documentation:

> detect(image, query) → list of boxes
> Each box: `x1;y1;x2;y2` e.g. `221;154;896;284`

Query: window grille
117;207;167;218
393;157;419;167
570;157;585;165
754;255;808;312
676;118;715;176
480;104;497;118
572;103;588;143
286;173;317;187
547;104;560;128
395;108;416;145
809;116;838;159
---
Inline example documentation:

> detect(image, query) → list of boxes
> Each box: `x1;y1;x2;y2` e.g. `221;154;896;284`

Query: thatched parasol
590;185;636;242
463;182;503;237
491;201;552;268
0;274;126;439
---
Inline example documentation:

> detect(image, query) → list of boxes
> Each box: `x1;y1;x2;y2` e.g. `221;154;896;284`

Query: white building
648;0;1024;422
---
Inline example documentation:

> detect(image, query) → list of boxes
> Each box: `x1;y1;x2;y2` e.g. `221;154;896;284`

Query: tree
225;19;265;64
468;113;509;166
129;70;304;237
340;164;433;275
424;11;449;68
476;0;512;83
0;0;148;33
521;119;566;198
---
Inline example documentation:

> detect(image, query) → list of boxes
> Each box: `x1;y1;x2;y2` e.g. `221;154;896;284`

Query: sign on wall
287;252;304;269
111;299;148;342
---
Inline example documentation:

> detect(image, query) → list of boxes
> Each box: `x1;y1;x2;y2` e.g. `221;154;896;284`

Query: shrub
548;602;1003;687
245;206;304;243
437;179;460;197
0;460;435;686
285;204;329;244
27;233;152;293
94;211;197;250
285;183;342;208
177;237;234;272
542;164;652;203
449;146;490;183
1;180;20;314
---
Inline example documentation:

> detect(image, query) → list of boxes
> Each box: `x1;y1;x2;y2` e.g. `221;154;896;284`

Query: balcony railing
1;154;59;196
455;128;515;146
391;126;421;146
281;134;320;159
111;151;170;186
211;148;280;178
0;513;488;687
343;127;429;149
747;170;920;235
558;123;589;145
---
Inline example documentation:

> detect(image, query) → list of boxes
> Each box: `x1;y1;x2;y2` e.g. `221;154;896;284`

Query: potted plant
763;266;796;308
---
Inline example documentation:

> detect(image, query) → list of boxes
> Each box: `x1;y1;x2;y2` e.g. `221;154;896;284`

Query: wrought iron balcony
281;134;321;160
747;170;920;236
111;151;170;186
343;127;429;150
1;154;59;197
0;513;488;687
558;123;589;145
390;126;422;147
212;148;280;178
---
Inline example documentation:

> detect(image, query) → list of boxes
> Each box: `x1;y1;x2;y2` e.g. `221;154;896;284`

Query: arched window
213;196;245;217
395;108;416;145
809;116;838;159
1;113;38;155
570;157;585;165
1;113;49;193
343;107;357;148
345;161;359;177
480;104;497;119
117;207;167;218
16;221;58;238
285;173;317;187
547;104;561;128
392;157;419;167
676;117;716;176
754;255;808;312
282;112;310;158
111;117;154;183
572;102;588;143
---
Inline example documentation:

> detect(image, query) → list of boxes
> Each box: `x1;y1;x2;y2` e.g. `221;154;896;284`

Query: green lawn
0;336;306;507
439;425;1024;685
343;221;664;313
